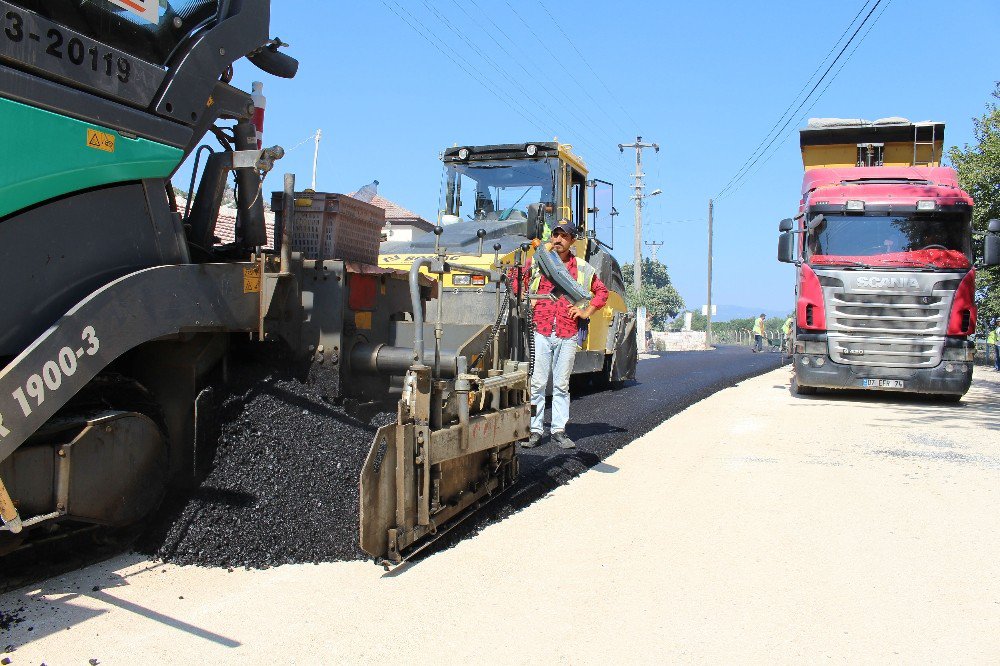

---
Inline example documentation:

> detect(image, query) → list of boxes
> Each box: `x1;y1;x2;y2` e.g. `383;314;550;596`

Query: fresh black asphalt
141;344;784;568
2;345;785;578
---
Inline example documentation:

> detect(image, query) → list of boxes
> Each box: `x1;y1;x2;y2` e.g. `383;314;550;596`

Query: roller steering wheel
918;244;948;251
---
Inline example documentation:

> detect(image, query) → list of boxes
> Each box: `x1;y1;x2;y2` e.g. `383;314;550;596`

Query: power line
502;1;626;146
448;0;623;165
713;0;874;200
379;1;624;182
420;1;619;175
419;1;592;151
382;0;621;178
642;219;698;227
421;0;622;175
654;149;663;234
285;130;321;152
725;0;894;198
717;0;883;199
379;1;550;137
535;0;638;134
715;0;884;200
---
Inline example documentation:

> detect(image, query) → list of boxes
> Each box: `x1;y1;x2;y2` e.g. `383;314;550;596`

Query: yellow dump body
800;119;945;169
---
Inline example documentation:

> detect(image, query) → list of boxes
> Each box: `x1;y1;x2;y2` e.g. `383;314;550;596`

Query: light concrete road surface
3;368;999;664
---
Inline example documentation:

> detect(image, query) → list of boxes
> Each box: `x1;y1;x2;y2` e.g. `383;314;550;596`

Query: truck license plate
860;379;904;389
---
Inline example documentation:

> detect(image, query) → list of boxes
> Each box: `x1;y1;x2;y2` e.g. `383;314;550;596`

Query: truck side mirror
985;234;1000;267
778;232;796;263
778;218;794;232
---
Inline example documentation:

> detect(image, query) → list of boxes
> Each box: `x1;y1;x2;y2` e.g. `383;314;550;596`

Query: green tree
674;313;792;341
718;316;756;334
622;258;685;328
948;82;1000;329
667;311;711;332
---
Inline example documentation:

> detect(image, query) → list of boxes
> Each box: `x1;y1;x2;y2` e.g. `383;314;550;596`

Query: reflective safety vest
529;255;596;299
989;328;998;345
541;220;552;242
753;318;766;336
782;317;793;335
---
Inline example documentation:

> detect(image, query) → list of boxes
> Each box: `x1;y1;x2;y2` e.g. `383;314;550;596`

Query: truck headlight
452;274;471;286
916;200;937;211
845;200;865;212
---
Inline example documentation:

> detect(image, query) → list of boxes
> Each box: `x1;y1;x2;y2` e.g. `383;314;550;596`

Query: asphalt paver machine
0;0;532;564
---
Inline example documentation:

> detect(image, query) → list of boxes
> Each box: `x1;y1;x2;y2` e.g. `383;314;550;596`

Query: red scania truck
778;118;1000;400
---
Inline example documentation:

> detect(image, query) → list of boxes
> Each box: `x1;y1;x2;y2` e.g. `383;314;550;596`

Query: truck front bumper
793;355;973;396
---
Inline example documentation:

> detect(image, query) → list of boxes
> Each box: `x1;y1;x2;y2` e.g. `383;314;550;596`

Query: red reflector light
471;274;487;286
797;264;826;331
348;274;378;311
947;270;976;336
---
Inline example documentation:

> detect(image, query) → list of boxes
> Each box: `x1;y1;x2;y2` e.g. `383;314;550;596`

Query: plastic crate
271;191;384;264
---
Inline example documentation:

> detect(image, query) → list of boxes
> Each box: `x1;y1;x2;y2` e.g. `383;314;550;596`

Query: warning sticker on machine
86;129;115;153
243;266;261;294
354;311;372;330
107;0;160;24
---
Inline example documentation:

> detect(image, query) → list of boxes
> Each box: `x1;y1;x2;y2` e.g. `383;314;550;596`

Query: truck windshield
440;158;558;225
10;0;219;65
807;213;972;269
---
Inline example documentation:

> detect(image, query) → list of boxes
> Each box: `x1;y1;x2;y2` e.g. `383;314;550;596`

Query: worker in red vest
518;220;608;449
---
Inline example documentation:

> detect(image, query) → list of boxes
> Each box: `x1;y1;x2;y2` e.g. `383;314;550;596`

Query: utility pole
311;129;322;190
618;137;661;296
706;199;714;348
644;240;664;263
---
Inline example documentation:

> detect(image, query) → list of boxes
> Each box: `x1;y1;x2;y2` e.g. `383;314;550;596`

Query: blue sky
180;0;1000;316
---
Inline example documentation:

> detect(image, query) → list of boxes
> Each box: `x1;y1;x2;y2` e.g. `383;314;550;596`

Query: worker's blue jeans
531;331;577;435
994;344;1000;371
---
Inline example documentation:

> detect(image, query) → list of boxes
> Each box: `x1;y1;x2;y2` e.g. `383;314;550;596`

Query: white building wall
383;226;414;242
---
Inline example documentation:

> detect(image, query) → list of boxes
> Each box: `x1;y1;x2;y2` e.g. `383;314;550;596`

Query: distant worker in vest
752;313;766;353
989;321;1000;371
520;220;609;449
782;314;793;353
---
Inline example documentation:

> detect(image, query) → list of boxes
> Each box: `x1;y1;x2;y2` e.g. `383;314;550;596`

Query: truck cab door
587;179;615;256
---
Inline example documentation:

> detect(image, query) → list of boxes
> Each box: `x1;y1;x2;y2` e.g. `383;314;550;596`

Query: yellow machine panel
378;141;635;382
800;119;945;169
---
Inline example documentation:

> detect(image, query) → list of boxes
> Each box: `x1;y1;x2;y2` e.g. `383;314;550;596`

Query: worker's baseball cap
552;220;578;237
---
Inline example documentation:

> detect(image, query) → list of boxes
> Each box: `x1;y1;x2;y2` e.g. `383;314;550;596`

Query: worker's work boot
551;431;575;449
522;432;543;448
